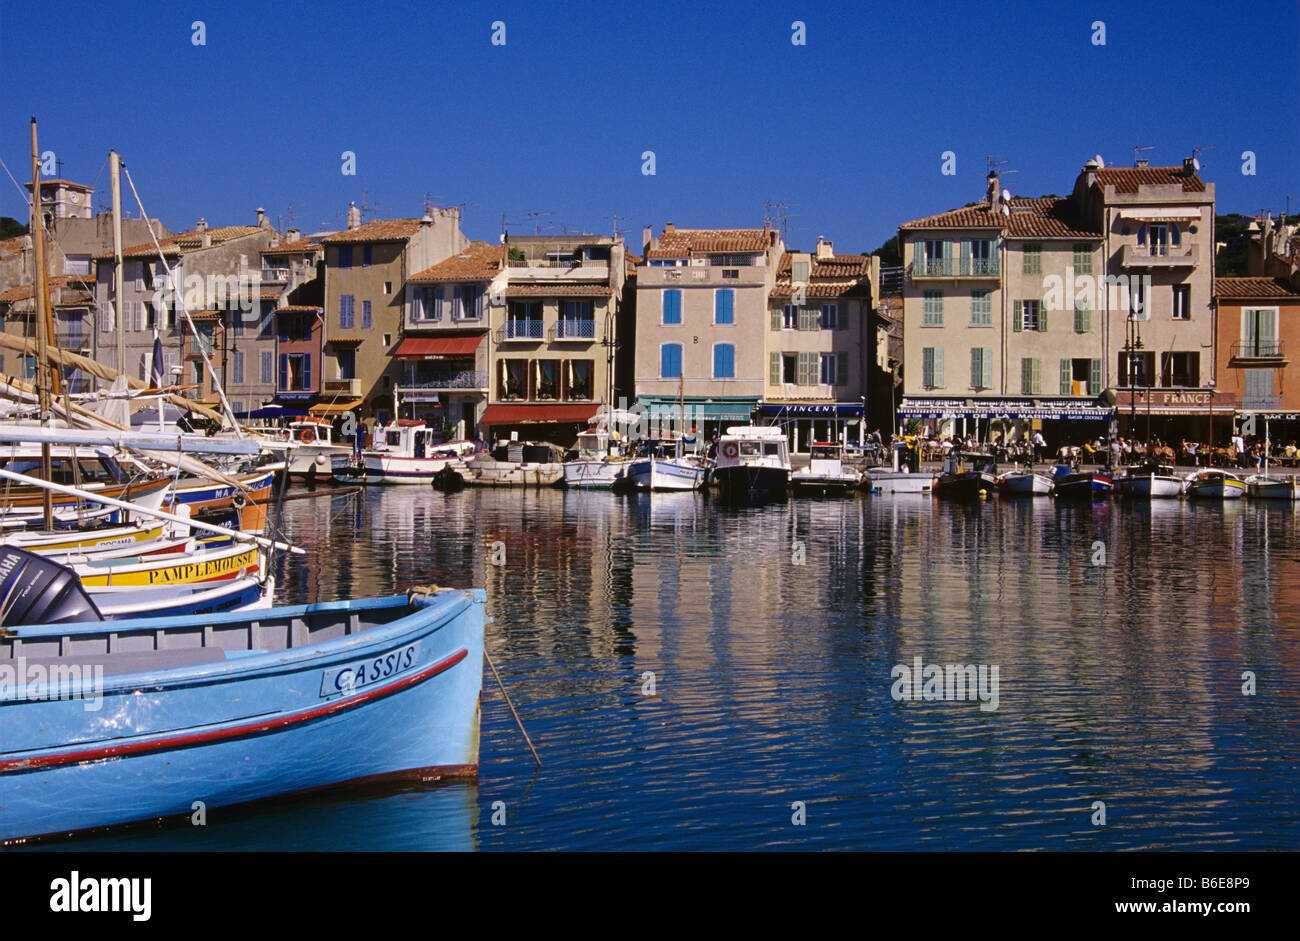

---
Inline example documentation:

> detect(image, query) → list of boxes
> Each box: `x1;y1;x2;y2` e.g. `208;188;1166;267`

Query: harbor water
48;486;1300;851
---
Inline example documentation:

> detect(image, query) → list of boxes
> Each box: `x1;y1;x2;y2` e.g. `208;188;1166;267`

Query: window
1020;357;1041;395
279;353;311;391
819;352;842;385
1073;243;1093;274
1022;244;1041;275
384;281;392;294
382;333;391;347
363;245;372;267
1074;300;1091;334
338;349;355;380
506;301;542;338
792;260;810;282
261;351;273;383
711;254;756;267
1062;358;1101;395
231;351;244;384
1117;351;1155;387
417;286;436;320
781;353;797;384
782;304;798;329
662;289;682;324
922;290;943;326
970;348;992;390
339;294;355;329
568;360;593;399
559;300;594;338
1015;299;1043;332
1160;351;1199;387
819;303;839;329
660;343;682;378
462;285;484;320
1129;277;1147;320
1147;224;1169;257
924;239;944;275
922;347;943;388
1172;285;1190;320
714;289;735;324
362;300;372;329
713;343;735;378
722;269;739;279
338;246;353;269
969;239;993;275
970;290;991;326
1242;307;1279;356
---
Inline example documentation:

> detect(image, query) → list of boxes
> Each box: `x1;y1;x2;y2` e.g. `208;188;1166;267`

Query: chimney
196;217;208;232
347;202;361;230
663;222;675;234
1183;157;1198;176
256;207;267;228
202;231;211;248
287;227;300;243
1135;157;1149;168
815;236;833;261
420;212;433;227
641;225;652;253
986;171;1000;206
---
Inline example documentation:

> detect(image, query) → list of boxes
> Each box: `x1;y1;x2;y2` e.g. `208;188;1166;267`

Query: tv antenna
764;200;798;242
1132;143;1155;166
359;188;389;221
523;209;551;235
608;211;632;239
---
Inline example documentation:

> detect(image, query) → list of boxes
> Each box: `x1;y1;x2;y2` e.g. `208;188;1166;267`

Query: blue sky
3;0;1297;253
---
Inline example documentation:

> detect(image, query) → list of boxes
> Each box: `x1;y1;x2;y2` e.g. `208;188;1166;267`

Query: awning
758;403;864;418
309;398;363;416
236;405;309;419
327;336;365;346
480;403;600;425
1117;208;1201;220
637;397;758;422
899;399;1114;421
393;334;485;360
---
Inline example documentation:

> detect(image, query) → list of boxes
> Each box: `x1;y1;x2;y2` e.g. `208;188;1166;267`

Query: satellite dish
1094;154;1105;168
1000;190;1011;202
498;233;506;244
1191;157;1201;172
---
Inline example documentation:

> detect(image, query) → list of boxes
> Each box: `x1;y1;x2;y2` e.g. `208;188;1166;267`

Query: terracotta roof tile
276;304;323;312
0;273;95;304
505;283;613;298
646;226;770;259
321;218;423;245
95;225;264;260
409;244;504;283
1213;277;1300;300
772;252;873;298
1094;166;1206;194
900;196;1100;239
260;239;321;255
0;235;28;259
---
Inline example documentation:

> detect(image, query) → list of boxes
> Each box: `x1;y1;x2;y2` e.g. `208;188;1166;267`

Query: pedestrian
1031;430;1046;464
1232;432;1246;468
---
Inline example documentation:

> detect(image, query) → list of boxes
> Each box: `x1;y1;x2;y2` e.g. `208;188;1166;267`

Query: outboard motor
0;547;103;628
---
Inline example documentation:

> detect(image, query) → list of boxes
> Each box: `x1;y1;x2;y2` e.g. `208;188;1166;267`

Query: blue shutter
362;300;371;328
363;245;372;266
717;289;734;323
278;354;288;390
664;289;681;324
1137;224;1146;245
339;246;352;268
303;355;312;390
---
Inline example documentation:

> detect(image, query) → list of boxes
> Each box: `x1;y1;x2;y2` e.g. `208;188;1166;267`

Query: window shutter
1060;358;1071;395
771;306;781;331
1013;300;1022;332
1170;224;1180;247
1031;358;1041;394
934;348;943;387
960;240;971;274
1137;224;1146;245
1021;357;1031;395
836;351;847;386
303;355;311;390
1090;358;1102;395
278;354;288;390
837;302;847;330
943;239;953;273
923;348;934;387
971;348;981;390
797;352;810;385
1039;306;1048;332
915;239;927;272
982;348;992;390
770;352;782;385
362;300;371;328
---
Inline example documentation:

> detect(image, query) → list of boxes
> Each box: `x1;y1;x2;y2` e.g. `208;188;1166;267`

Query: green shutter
1032;358;1041;394
971;348;981;390
934;348;943;387
809;305;822;331
1013;300;1022;332
982;348;992;390
1039;306;1048;332
836;351;848;386
1060;358;1071;395
1021;357;1031;395
797;351;811;385
923;347;934;387
1090;358;1102;395
960;239;971;275
771;306;781;331
770;352;781;385
1075;301;1091;334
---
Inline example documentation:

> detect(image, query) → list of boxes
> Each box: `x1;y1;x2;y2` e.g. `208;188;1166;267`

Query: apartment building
762;238;879;450
635;224;784;437
321;206;466;428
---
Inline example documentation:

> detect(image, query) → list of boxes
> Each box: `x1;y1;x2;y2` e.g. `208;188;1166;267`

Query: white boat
624;438;706;492
360;422;476;485
463;441;564;487
866;442;931;495
790;442;860;496
1246;473;1300;500
1184;469;1247;500
1115;463;1184;499
995;468;1054;495
284;420;351;479
562;429;631;489
713;426;790;500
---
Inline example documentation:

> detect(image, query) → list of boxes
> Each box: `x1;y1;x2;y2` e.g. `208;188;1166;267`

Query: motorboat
933;452;997;500
284;420;351;480
865;441;931;495
1184;468;1247;500
359;422;476;485
1115;463;1184;499
712;426;790;501
995;466;1054;496
790;442;861;496
1051;465;1113;499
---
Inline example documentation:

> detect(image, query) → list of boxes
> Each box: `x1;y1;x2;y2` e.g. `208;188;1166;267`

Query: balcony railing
1242;395;1280;410
322;378;361;396
1230;340;1286;361
499;320;544;340
1120;243;1199;268
910;257;1000;279
398;370;489;390
260;267;290;282
552;319;596;340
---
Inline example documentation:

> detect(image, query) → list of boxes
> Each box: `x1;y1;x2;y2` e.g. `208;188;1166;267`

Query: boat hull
933;472;996;499
561;461;627;489
626;457;705;491
0;591;484;845
1247;476;1300;500
996;473;1053;495
1186;479;1247;500
865;471;932;494
1053;473;1112;499
714;466;789;501
1116;475;1184;499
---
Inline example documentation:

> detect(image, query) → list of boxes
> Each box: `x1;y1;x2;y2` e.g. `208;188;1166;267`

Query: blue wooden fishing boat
0;574;485;845
1051;465;1113;499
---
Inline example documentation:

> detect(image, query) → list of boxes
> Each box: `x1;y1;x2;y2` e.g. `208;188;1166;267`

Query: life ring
300;427;317;444
720;441;739;459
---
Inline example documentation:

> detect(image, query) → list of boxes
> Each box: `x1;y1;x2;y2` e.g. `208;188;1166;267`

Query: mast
29;117;55;530
110;150;126;380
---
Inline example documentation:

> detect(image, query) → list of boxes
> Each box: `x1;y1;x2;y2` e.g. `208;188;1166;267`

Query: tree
869;235;901;268
0;217;27;240
1215;213;1253;276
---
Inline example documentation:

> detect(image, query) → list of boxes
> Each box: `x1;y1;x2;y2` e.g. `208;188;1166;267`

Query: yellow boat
73;542;262;588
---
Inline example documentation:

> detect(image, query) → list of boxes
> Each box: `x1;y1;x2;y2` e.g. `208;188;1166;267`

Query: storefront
897;398;1115;445
634;396;759;442
1112;389;1235;446
756;402;866;452
478;402;601;449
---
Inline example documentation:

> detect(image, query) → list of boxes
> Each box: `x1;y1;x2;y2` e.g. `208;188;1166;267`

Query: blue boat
1051;464;1113;499
0;587;485;845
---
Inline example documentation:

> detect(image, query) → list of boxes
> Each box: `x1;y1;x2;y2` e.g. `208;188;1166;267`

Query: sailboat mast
110;150;126;381
29;117;55;530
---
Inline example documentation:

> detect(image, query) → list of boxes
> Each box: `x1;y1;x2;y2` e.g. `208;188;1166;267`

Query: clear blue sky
3;0;1297;253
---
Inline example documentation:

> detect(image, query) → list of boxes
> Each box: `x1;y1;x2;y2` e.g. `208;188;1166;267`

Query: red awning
480;404;600;425
393;334;486;360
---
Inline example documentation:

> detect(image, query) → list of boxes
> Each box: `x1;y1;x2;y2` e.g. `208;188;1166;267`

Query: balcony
1242;395;1280;410
1120;242;1199;269
397;370;488;391
55;331;87;351
259;267;290;283
551;319;596;341
322;378;361;396
497;320;544;342
909;257;1000;280
1229;340;1287;366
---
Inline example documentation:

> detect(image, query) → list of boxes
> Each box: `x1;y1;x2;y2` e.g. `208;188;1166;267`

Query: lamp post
1124;311;1143;440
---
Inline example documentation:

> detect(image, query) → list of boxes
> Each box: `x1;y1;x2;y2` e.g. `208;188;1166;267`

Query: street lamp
1124;312;1143;440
